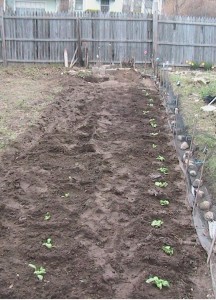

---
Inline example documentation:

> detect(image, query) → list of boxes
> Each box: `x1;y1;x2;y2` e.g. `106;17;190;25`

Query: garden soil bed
0;69;213;299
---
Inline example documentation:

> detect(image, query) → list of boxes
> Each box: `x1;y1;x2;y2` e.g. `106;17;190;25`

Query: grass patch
0;65;63;152
169;70;216;196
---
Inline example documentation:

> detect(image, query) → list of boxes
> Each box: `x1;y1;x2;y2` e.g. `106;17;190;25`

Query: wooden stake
64;48;68;68
70;57;78;68
69;46;78;68
84;46;89;68
132;56;135;69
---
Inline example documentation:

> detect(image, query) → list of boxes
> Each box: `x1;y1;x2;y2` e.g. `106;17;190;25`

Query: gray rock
192;179;203;188
199;201;211;211
183;151;192;162
188;163;197;171
171;120;176;126
196;190;205;198
189;170;197;177
180;141;189;150
204;211;214;221
177;135;185;141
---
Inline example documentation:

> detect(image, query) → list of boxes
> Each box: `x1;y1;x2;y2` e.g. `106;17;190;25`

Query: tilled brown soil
0;70;213;298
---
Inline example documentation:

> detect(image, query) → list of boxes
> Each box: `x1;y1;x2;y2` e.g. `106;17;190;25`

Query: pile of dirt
0;70;213;298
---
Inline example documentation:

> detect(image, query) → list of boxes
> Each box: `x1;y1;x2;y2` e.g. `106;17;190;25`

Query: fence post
76;18;83;66
152;0;158;74
0;8;7;66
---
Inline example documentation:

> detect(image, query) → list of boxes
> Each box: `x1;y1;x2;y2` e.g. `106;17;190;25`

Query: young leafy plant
150;132;159;136
42;238;53;249
155;181;168;188
28;264;46;281
152;144;157;149
149;118;157;128
156;155;165;162
61;192;70;198
162;245;174;256
158;167;168;175
160;199;170;206
151;219;163;228
147;103;154;107
143;110;149;115
146;276;170;289
44;212;51;221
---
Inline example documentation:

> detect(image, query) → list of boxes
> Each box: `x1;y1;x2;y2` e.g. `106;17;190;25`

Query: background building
3;0;163;14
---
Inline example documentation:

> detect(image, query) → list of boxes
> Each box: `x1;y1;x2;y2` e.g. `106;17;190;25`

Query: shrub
186;60;200;70
200;82;216;99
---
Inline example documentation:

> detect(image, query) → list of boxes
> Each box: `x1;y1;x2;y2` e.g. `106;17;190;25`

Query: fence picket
1;11;216;65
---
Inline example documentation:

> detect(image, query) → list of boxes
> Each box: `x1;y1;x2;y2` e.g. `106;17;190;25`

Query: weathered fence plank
0;8;6;65
1;11;216;65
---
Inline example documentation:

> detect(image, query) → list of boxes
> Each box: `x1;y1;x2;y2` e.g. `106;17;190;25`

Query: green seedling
162;245;174;256
152;144;157;148
146;276;170;289
151;219;163;228
155;181;168;188
156;155;165;162
62;192;70;198
145;92;149;96
148;98;154;102
42;238;53;249
147;103;154;107
143;110;149;115
160;199;170;206
158;167;168;175
150;132;159;136
28;264;46;281
149;119;157;128
44;212;51;221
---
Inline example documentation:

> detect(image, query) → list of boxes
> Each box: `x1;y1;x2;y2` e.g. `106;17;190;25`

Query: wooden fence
1;9;216;65
158;15;216;65
0;11;153;65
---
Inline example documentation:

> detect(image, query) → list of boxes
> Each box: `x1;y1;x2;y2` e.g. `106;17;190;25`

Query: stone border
158;78;216;298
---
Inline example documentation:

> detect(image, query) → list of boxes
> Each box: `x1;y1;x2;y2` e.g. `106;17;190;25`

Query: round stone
177;135;185;141
189;170;197;177
196;190;205;198
199;201;211;210
193;179;203;188
204;211;214;221
183;151;192;162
